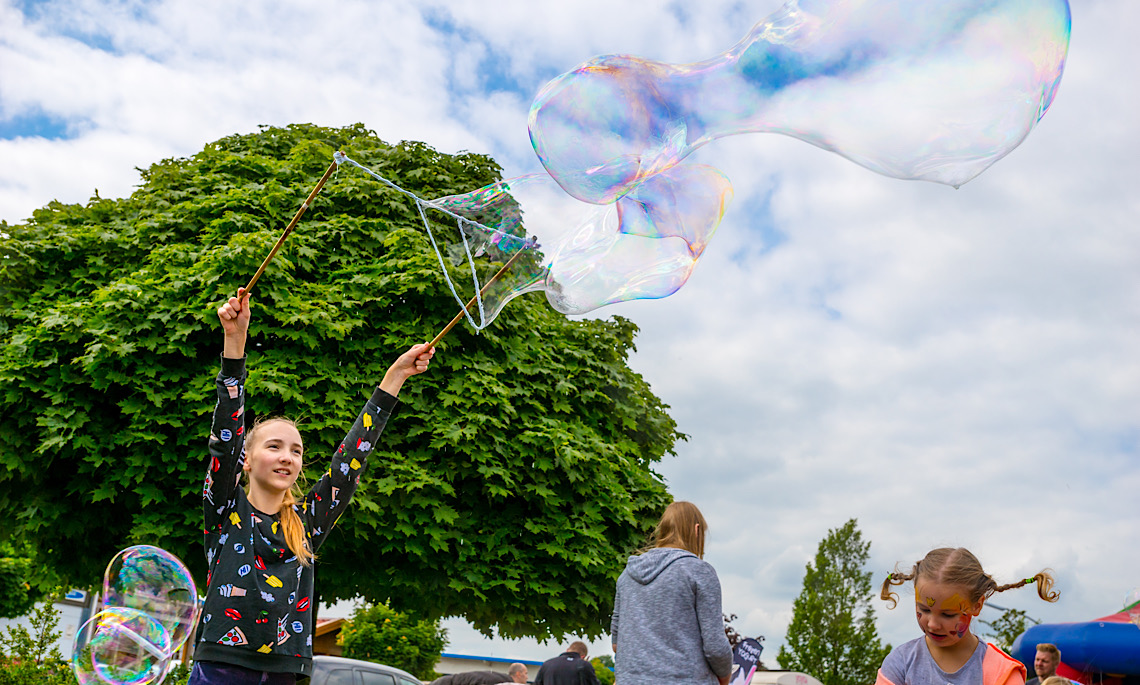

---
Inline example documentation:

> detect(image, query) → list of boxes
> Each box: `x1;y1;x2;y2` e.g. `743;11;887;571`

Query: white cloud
2;0;1137;671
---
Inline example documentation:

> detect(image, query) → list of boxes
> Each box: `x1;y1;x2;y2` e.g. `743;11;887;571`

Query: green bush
591;656;615;685
339;602;447;679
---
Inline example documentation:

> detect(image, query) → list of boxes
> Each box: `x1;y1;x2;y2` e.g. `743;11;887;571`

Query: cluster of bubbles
72;546;198;685
409;0;1071;327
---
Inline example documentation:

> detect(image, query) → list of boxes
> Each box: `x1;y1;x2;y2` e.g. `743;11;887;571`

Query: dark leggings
188;661;298;685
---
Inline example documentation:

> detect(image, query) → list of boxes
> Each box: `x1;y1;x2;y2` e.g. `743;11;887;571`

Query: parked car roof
302;655;423;685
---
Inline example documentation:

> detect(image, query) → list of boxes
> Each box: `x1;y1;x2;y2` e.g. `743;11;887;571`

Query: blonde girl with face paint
876;548;1058;685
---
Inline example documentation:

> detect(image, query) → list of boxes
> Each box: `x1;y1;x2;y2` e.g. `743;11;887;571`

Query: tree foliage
776;519;890;685
981;608;1038;654
339;602;447;679
0;123;679;639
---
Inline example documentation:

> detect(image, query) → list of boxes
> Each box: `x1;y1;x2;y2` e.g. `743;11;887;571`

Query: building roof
440;652;544;666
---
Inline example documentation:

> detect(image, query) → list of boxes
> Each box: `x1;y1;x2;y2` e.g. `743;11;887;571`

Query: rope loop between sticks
335;151;506;333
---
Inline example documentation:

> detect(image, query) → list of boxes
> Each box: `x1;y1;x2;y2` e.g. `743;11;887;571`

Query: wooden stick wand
242;157;340;295
426;241;534;349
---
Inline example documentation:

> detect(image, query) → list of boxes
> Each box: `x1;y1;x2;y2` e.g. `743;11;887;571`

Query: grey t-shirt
881;637;985;685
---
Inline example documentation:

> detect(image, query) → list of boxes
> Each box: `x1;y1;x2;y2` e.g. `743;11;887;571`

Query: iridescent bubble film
101;546;198;661
72;608;171;685
426;162;731;316
529;0;1072;203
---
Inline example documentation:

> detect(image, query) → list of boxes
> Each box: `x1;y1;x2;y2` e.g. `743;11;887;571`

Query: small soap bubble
72;546;198;685
103;545;198;652
72;608;171;685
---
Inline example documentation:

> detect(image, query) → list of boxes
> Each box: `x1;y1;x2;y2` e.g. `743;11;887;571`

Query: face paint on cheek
955;614;972;638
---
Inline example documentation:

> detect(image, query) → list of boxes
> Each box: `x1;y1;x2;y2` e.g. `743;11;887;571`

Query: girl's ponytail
246;416;315;568
881;568;916;609
280;485;315;567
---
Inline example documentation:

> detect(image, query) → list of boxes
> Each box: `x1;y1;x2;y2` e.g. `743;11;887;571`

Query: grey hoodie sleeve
694;562;734;678
610;573;622;648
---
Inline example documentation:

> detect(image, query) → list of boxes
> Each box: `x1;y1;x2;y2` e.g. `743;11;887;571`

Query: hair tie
1024;577;1037;584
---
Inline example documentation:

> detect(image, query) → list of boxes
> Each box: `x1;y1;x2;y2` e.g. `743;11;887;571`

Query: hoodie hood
625;547;697;585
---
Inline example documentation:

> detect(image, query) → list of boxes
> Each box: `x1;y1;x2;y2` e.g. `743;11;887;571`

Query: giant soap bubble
72;546;198;685
529;0;1072;203
343;0;1070;331
425;163;731;319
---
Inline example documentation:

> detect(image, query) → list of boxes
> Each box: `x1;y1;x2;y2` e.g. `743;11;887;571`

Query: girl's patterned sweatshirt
194;355;396;675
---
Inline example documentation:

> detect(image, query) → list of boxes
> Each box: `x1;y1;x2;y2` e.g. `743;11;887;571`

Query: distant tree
981;608;1039;654
776;520;890;685
0;539;40;619
0;123;679;639
339;602;447;680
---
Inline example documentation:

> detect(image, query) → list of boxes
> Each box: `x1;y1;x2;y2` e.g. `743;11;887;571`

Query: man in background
533;642;600;685
1026;643;1061;685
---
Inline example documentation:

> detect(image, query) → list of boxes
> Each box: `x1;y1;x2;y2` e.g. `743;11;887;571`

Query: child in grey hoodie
611;501;733;685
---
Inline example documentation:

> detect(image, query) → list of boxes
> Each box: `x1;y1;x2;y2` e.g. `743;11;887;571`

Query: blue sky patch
14;0;124;54
421;7;531;98
730;183;786;264
0;110;83;141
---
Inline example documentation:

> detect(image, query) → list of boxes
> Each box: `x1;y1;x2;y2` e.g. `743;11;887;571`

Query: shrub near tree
777;519;890;685
0;123;678;640
0;540;40;620
339;603;447;680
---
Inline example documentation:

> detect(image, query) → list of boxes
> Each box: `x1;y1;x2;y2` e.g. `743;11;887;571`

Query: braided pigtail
994;570;1059;602
881;568;917;609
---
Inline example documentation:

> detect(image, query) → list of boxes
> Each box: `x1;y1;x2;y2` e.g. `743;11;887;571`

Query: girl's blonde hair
652;501;708;558
880;547;1058;609
246;417;315;568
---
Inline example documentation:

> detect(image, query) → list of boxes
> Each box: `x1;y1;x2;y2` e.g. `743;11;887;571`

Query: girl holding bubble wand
191;288;433;685
876;547;1059;685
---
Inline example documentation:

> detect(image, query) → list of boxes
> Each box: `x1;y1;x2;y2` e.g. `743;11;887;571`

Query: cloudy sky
2;0;1137;669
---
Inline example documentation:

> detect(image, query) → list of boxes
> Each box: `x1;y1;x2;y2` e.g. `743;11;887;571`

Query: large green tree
0;123;678;639
777;519;890;685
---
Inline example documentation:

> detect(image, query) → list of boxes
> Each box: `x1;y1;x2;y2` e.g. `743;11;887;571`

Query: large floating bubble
424;162;731;317
529;0;1072;203
344;0;1070;329
72;546;198;685
72;608;171;685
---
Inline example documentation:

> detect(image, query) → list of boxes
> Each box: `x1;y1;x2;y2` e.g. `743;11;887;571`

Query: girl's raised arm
218;288;251;359
302;345;434;550
203;289;253;562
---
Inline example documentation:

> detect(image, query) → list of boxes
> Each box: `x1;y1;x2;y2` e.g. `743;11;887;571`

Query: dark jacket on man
534;652;599;685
